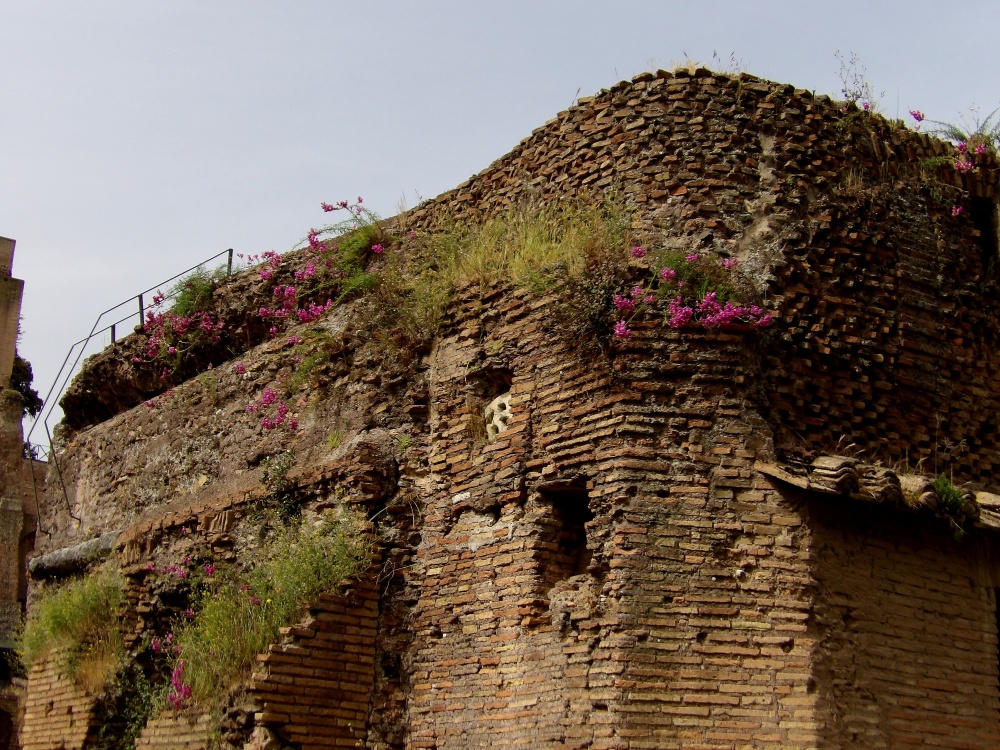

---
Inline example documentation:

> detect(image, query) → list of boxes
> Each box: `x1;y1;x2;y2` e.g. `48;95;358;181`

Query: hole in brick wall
380;652;401;680
971;196;1000;270
696;631;708;644
780;638;795;653
538;487;594;585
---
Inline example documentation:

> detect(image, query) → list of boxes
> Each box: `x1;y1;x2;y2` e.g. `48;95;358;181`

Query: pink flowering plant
927;106;1000;164
137;268;226;369
611;248;770;338
253;198;389;340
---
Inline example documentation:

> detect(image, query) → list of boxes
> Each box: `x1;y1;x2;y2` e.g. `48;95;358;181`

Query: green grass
168;264;228;317
932;474;966;516
173;507;372;706
18;566;125;689
360;197;631;354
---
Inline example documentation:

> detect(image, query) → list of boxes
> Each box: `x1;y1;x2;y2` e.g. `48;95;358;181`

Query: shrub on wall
167;506;373;708
18;566;125;691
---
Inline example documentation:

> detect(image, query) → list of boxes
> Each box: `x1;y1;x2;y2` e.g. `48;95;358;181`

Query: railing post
227;248;234;277
110;324;116;343
138;293;144;330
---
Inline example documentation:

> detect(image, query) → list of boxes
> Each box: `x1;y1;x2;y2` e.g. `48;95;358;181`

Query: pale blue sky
2;0;997;437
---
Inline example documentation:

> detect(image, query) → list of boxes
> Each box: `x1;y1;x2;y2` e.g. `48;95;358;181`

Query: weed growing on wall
166;507;372;708
137;266;227;370
18;566;125;690
255;198;386;340
928;106;1000;159
609;247;770;338
835;51;883;114
358;197;631;357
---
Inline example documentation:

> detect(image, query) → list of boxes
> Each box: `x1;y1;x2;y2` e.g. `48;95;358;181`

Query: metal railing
23;248;235;534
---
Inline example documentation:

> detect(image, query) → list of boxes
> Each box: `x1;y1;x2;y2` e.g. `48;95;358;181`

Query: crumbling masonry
14;69;1000;749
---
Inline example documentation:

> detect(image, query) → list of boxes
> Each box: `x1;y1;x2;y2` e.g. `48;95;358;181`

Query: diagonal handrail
23;249;235;530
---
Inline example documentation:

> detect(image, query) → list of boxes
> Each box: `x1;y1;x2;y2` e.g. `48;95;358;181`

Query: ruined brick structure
15;69;1000;749
0;237;47;750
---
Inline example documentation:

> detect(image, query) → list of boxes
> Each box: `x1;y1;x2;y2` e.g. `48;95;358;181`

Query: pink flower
289;418;299;430
955;159;975;173
975;143;987;156
630;246;646;258
185;608;195;619
612;294;635;312
287;336;302;346
321;202;335;212
667;296;694;328
720;258;739;270
660;267;676;282
146;561;156;571
957;142;968;153
235;363;246;375
909;109;925;123
862;101;870;111
613;320;631;338
685;254;700;262
952;205;964;217
371;244;384;254
249;595;262;606
203;564;216;575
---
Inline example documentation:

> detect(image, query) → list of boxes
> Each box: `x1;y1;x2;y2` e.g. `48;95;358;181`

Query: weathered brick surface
248;575;379;750
135;713;213;749
20;68;1000;749
807;496;1000;749
18;654;96;750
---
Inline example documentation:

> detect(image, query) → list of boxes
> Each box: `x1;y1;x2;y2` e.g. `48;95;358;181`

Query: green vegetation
932;474;966;516
256;448;299;521
168;264;228;317
362;197;631;355
18;566;125;690
11;352;42;419
928;107;1000;157
172;508;372;706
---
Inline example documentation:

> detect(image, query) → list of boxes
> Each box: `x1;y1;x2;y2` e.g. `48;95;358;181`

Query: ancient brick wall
807;496;1000;749
134;714;212;750
248;577;378;749
400;68;1000;482
398;280;829;748
18;654;97;750
19;68;1000;749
